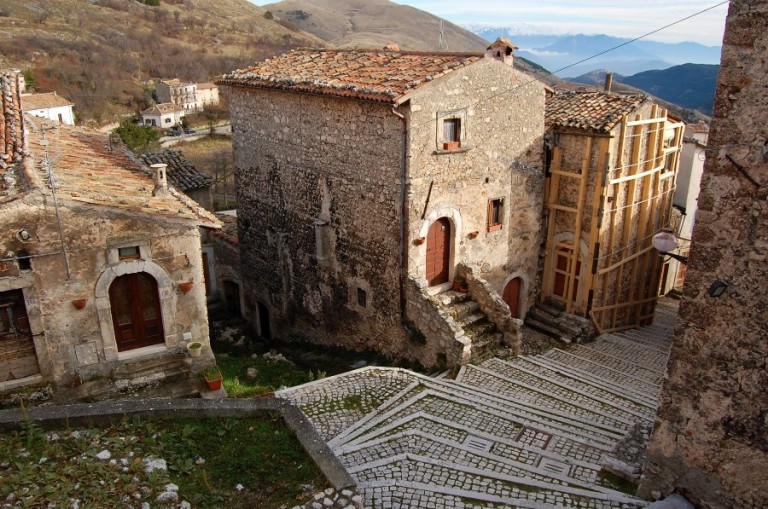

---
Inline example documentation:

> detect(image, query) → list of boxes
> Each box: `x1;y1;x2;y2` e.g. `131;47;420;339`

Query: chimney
604;72;614;93
486;37;518;67
383;43;400;51
150;163;168;195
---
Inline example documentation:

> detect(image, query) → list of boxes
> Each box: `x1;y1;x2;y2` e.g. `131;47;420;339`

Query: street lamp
652;231;688;265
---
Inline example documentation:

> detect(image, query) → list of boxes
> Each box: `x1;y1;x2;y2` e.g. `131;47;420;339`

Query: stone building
195;83;220;109
543;91;684;332
21;92;76;126
639;1;768;507
140;102;186;128
0;70;220;395
220;44;547;368
156;79;198;112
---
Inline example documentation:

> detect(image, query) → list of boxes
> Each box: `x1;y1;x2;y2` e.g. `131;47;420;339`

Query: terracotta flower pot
179;281;194;293
72;298;88;310
204;369;223;391
443;141;461;151
413;237;425;246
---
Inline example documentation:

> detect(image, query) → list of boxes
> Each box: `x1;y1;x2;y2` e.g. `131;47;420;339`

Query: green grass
216;355;312;398
0;417;326;509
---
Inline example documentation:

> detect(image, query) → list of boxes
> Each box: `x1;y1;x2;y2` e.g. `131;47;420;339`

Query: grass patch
216;355;311;398
0;417;325;509
598;470;638;495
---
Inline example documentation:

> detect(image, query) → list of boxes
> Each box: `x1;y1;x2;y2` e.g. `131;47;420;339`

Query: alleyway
277;299;678;508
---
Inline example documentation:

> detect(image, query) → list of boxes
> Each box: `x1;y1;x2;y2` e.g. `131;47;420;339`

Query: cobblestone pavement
277;299;679;508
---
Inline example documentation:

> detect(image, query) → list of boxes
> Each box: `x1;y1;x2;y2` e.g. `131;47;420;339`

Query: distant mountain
261;0;560;86
570;64;719;116
620;64;720;116
465;28;722;77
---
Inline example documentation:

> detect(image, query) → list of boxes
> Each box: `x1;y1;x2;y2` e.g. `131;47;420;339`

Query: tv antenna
439;20;447;50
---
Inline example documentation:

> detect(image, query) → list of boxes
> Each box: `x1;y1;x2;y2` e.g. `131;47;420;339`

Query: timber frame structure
544;92;684;333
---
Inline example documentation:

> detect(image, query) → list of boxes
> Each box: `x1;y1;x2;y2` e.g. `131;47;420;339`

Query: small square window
17;250;31;271
357;288;367;308
118;246;140;260
488;198;504;232
443;118;461;142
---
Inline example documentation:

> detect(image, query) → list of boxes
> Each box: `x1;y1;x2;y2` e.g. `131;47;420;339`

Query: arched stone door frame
95;260;176;361
501;273;529;319
415;207;463;287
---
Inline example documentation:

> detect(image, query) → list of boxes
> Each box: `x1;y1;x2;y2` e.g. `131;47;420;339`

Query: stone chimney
486;37;518;67
150;163;168;196
383;43;400;51
1;69;26;168
604;72;614;93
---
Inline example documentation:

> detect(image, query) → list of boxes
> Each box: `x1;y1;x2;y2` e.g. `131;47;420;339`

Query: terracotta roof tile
546;91;647;132
219;48;484;103
1;70;25;169
21;92;73;111
141;102;185;115
24;117;219;227
140;150;213;192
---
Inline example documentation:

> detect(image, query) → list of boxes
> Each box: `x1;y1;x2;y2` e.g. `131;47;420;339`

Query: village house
156;78;198;112
195;82;220;109
0;70;220;397
542;89;684;333
140;102;186;128
21;91;75;125
220;41;547;368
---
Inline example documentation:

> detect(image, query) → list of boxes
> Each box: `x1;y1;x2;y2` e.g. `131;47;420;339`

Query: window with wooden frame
442;118;461;150
118;246;141;261
488;198;504;232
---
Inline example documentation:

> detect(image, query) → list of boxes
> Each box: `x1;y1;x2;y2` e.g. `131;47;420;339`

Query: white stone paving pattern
276;299;679;508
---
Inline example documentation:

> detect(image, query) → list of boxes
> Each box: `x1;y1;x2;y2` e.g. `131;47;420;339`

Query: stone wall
0;197;212;386
230;87;410;356
404;57;546;309
639;2;768;508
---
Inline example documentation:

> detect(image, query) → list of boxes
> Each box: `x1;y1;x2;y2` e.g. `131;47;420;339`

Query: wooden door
426;218;451;286
503;278;522;318
223;281;241;318
202;252;211;296
0;289;40;381
109;273;165;352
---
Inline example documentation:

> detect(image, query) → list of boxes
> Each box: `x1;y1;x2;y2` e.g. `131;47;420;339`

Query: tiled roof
21;92;73;111
141;103;185;115
1;70;24;171
197;82;217;90
546;91;648;132
219;48;484;104
24;117;219;227
213;212;238;246
140;151;213;192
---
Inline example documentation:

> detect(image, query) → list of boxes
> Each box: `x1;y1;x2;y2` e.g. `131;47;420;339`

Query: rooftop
197;82;218;90
219;48;484;104
546;91;648;132
0;71;24;172
140;151;214;192
141;103;185;115
21;92;73;111
24;117;218;226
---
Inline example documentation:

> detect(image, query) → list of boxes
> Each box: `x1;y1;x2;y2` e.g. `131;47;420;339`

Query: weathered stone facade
639;2;768;507
225;50;546;368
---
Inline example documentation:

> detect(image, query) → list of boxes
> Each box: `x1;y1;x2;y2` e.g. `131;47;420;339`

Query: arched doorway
426;218;451;286
257;302;271;340
223;280;242;318
503;277;522;318
109;272;165;352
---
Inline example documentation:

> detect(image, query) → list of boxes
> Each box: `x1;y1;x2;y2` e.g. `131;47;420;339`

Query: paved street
277;300;679;508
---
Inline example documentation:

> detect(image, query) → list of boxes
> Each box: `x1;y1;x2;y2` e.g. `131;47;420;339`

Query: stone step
433;289;470;306
506;356;658;411
481;357;656;418
542;349;662;395
458;365;636;433
586;338;670;371
457;311;487;328
464;318;496;338
570;345;665;383
524;318;572;343
445;299;480;321
601;333;670;355
112;353;186;380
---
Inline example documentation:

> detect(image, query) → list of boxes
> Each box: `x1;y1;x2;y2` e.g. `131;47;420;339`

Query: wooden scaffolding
544;106;684;333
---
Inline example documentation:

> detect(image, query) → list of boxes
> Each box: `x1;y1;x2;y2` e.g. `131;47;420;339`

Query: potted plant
452;275;468;293
179;281;194;294
202;366;223;391
186;341;203;358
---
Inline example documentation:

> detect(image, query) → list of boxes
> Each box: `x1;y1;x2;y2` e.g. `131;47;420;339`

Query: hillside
262;0;560;86
0;0;324;125
570;64;719;117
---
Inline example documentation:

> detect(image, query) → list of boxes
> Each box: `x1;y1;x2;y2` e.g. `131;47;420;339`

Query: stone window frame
487;197;505;232
96;241;179;362
347;278;373;314
435;109;470;153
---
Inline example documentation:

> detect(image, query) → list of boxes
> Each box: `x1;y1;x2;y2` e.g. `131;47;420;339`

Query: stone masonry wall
230;88;411;358
404;57;546;312
639;2;768;507
0;197;210;386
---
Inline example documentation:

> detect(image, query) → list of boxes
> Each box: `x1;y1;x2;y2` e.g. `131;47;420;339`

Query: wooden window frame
488;198;504;232
442;118;461;150
118;246;141;261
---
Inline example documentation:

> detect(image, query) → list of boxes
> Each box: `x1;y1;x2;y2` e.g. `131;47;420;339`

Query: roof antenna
439;20;447;51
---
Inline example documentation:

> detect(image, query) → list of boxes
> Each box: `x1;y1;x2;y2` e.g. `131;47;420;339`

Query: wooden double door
426;218;451;286
109;273;165;352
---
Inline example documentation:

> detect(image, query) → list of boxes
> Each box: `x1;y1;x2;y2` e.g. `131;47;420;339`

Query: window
357;288;367;308
488;198;504;232
164;117;172;124
58;113;64;123
443;118;461;149
118;246;140;260
17;250;31;271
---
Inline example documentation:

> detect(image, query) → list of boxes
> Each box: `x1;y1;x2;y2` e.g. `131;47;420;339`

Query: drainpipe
391;104;409;320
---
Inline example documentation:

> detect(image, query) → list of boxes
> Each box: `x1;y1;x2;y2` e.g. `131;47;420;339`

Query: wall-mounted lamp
652;231;688;265
17;229;31;242
708;280;728;298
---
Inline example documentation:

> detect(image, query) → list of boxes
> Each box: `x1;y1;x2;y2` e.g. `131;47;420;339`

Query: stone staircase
431;286;504;363
277;298;679;508
525;299;596;344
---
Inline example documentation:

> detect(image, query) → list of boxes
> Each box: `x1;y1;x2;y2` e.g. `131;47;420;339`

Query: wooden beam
541;146;563;302
564;136;592;313
583;137;609;319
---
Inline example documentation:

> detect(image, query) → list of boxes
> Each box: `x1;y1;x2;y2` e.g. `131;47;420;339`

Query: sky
252;1;730;46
